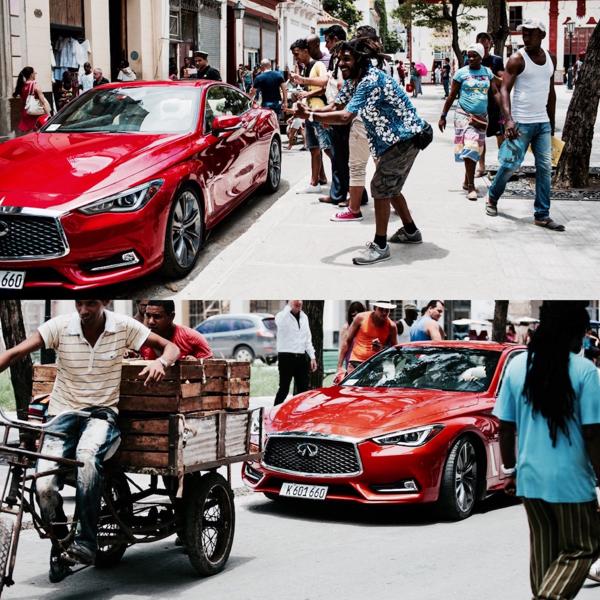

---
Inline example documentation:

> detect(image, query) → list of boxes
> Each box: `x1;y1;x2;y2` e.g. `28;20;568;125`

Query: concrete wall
24;0;51;90
84;0;110;79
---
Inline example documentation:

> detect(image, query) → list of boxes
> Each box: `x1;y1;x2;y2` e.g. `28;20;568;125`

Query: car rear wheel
233;345;255;363
437;437;479;521
262;138;281;193
162;186;204;278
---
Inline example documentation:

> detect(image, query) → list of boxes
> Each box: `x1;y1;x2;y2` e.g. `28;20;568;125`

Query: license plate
0;271;25;290
279;482;328;500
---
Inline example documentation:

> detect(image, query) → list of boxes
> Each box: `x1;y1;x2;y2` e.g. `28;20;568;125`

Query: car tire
437;436;479;521
233;345;255;363
0;517;13;594
162;185;205;278
262;137;281;194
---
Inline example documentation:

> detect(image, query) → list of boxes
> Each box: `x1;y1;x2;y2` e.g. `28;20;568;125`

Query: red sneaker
331;208;363;222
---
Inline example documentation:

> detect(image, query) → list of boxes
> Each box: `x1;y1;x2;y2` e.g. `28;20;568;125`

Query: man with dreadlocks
494;301;600;599
293;35;431;265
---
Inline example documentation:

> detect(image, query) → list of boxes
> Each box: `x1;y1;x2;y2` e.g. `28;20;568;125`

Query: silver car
195;313;277;363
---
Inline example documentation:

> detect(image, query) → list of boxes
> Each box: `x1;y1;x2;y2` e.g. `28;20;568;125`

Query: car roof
204;313;274;320
397;340;524;352
93;80;220;90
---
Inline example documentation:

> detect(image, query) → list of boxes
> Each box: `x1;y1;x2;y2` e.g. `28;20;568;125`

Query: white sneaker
588;559;600;583
352;242;391;265
297;184;322;194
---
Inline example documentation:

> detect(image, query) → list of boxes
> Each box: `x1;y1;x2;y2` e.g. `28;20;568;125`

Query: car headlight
372;425;443;447
79;179;163;215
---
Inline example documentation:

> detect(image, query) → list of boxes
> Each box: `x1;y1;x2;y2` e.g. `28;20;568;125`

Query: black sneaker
67;541;96;565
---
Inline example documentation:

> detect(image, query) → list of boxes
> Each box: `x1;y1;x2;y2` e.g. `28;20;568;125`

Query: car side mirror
35;114;51;130
211;115;242;136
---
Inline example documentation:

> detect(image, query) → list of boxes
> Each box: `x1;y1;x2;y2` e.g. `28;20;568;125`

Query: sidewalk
176;87;600;300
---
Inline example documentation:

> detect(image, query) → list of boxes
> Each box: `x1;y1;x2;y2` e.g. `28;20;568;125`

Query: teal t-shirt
493;352;600;503
453;65;493;115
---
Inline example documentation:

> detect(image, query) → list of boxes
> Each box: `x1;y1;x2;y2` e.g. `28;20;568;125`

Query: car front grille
0;214;67;259
263;436;361;476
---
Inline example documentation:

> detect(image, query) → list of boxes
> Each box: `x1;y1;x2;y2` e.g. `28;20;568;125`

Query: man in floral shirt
295;36;430;265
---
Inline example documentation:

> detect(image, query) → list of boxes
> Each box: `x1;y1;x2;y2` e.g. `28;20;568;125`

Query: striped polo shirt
38;310;150;416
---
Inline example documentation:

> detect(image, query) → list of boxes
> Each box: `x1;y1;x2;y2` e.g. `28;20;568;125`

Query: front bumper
243;438;447;505
0;190;173;290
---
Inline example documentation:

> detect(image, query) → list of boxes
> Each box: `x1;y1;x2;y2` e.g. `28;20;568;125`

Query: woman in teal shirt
494;301;600;599
438;43;495;200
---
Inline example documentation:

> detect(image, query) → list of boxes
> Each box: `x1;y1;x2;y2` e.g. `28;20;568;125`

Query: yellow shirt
307;61;327;109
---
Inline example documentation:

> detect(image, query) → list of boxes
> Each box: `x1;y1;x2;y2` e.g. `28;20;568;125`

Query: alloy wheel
454;439;477;514
171;191;202;269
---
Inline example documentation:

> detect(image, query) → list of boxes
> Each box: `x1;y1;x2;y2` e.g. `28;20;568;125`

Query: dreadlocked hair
339;37;388;78
523;301;590;447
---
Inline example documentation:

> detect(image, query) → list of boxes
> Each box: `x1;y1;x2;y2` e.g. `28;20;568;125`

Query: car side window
204;86;251;133
234;319;254;331
212;319;234;333
198;320;216;334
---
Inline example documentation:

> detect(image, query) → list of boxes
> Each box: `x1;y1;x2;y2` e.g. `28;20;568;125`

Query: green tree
393;0;486;64
322;0;361;30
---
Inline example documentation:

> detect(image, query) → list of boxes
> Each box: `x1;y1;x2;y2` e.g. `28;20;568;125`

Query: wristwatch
501;464;516;476
157;356;170;369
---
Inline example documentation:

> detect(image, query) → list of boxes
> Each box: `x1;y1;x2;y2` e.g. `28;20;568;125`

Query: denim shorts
305;119;332;150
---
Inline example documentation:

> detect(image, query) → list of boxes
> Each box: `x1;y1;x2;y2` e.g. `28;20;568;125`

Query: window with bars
250;301;284;315
509;7;523;32
188;300;230;328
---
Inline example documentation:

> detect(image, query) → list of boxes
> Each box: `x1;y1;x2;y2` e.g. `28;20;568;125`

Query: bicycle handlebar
0;407;92;432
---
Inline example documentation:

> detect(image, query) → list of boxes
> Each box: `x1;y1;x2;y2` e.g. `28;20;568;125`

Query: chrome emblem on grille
296;442;319;458
0;221;8;238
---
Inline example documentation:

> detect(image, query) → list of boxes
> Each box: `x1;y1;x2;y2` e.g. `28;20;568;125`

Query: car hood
0;132;190;210
268;386;480;441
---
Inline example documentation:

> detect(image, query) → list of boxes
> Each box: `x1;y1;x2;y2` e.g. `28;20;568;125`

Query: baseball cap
373;301;397;310
517;18;546;33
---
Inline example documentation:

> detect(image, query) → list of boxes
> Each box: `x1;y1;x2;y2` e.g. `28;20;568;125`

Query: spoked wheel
95;472;132;568
162;186;204;278
262;138;281;193
437;437;479;521
185;473;235;576
0;518;14;594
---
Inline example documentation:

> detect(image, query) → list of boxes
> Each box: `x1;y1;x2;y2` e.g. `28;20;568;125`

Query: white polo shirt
38;310;150;415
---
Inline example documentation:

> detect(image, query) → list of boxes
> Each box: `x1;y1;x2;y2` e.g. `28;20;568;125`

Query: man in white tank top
485;19;565;231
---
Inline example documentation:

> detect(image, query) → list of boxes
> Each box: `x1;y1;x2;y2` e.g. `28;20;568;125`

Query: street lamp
566;20;575;89
233;0;245;19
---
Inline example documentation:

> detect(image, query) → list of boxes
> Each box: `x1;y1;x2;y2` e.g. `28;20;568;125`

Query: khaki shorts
349;119;371;187
371;137;419;200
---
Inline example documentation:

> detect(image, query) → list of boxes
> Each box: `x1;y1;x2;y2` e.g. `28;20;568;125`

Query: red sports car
243;341;525;520
0;80;281;290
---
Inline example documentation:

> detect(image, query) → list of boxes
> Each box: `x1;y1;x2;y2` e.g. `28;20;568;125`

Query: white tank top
398;319;411;343
512;48;554;124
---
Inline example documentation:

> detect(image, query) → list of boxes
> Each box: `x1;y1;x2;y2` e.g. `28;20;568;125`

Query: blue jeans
488;121;552;220
36;408;120;552
262;100;281;116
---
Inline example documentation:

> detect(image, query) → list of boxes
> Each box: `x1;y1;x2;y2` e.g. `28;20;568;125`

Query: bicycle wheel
0;517;14;594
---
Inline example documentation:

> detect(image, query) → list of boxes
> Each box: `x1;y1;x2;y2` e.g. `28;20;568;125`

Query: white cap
373;301;397;310
517;18;546;33
467;43;485;58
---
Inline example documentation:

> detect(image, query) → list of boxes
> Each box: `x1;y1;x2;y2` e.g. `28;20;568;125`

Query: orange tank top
349;312;392;363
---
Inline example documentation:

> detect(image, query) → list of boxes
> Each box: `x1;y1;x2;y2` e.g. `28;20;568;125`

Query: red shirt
140;324;213;360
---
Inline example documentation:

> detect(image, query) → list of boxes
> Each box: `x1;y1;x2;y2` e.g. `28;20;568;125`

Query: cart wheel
0;517;14;594
95;472;132;568
185;472;235;577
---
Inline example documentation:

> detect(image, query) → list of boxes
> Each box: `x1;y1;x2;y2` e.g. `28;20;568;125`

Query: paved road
3;492;600;599
174;86;600;299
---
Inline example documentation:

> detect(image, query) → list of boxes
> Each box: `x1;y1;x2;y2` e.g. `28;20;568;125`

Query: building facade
277;0;321;74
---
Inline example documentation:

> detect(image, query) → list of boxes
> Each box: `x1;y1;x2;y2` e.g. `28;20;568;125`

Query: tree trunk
487;0;509;56
303;301;324;390
554;21;600;189
0;301;32;420
450;0;463;66
492;301;509;343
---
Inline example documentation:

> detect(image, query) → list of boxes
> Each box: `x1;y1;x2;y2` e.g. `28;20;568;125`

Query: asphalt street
172;85;600;300
2;492;599;600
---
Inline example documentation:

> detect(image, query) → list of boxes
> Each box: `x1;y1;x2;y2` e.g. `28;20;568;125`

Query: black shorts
371;138;420;200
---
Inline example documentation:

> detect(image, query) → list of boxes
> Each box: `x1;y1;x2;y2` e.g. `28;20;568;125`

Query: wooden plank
223;378;250;395
217;412;226;460
118;395;222;413
222;395;249;410
118;381;203;398
117;419;169;435
226;363;251;379
32;381;54;396
117;450;170;468
33;365;57;382
120;435;170;452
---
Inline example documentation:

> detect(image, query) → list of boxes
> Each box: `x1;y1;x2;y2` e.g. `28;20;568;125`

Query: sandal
534;219;565;232
467;189;478;201
475;169;486;178
485;200;498;217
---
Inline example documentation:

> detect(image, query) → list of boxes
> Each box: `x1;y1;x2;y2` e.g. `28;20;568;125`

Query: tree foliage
554;21;600;188
322;0;361;30
393;0;485;63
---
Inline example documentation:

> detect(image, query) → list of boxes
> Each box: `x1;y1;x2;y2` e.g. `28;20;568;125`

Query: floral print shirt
338;66;426;157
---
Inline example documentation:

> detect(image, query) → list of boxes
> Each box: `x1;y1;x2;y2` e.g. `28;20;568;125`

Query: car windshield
341;346;502;393
43;86;200;134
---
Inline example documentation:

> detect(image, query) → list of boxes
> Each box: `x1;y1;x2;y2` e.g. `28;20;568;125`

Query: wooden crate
32;364;57;397
115;410;254;473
